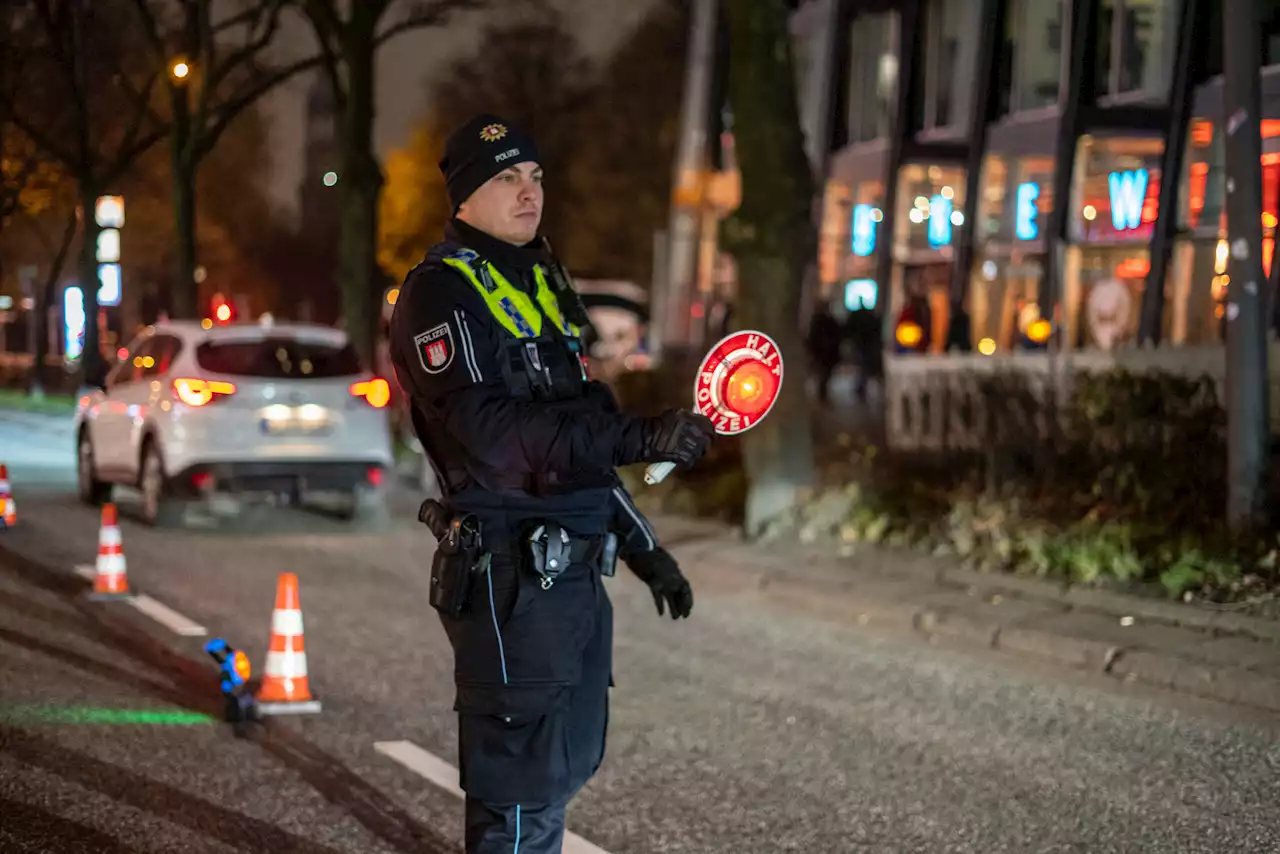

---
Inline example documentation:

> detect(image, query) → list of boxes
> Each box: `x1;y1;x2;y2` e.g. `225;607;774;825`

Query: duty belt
418;499;617;585
485;530;607;563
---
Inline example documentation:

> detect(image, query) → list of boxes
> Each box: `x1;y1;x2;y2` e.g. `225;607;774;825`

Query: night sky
259;0;659;223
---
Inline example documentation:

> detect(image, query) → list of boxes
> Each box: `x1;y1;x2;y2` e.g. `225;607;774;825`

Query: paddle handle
644;461;676;485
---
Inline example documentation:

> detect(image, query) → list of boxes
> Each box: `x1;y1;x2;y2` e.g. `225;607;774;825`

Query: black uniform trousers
440;551;613;854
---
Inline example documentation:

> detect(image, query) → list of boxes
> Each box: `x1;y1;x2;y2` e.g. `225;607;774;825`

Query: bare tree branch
301;0;343;42
301;0;348;106
127;0;168;56
104;124;169;187
31;1;76;96
196;51;326;160
211;0;270;38
6;113;76;172
373;0;480;48
194;0;217;140
203;0;288;97
111;70;167;176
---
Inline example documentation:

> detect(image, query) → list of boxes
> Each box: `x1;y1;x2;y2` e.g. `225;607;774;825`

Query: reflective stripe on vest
442;254;579;340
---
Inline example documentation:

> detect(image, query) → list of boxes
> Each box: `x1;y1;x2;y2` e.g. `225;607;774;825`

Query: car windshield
195;337;363;379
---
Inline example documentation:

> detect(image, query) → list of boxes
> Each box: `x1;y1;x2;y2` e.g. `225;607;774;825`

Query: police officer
389;113;714;853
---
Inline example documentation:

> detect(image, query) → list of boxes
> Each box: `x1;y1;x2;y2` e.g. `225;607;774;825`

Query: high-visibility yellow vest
442;248;579;340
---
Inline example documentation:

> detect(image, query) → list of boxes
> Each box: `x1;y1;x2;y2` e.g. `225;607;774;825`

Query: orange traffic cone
88;503;130;599
0;464;15;529
255;573;321;715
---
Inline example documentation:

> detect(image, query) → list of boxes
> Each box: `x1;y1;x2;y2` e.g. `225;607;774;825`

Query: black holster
429;512;488;618
418;498;451;540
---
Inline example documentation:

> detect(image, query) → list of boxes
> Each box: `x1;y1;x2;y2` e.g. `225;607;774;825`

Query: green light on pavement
0;705;216;726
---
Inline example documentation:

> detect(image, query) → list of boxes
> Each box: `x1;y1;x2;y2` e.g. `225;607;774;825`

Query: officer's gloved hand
641;409;715;468
625;547;693;619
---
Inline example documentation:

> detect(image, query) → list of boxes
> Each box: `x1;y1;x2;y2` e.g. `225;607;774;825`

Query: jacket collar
445;218;547;277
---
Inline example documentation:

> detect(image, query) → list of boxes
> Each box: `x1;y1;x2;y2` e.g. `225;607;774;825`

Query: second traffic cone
0;464;14;530
255;572;321;715
88;503;130;599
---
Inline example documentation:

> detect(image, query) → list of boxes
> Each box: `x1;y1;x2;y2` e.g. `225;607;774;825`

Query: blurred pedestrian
807;304;842;405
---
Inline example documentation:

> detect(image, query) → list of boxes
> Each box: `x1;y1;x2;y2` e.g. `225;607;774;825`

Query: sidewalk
653;515;1280;715
0;403;76;434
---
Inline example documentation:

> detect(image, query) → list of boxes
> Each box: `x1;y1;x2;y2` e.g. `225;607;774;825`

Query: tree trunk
172;162;198;318
735;254;816;534
170;104;199;319
337;41;384;369
1221;0;1271;530
171;144;198;323
723;0;817;536
30;213;79;395
78;182;104;388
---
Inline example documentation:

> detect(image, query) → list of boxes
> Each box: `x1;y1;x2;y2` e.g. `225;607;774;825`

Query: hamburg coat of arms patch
415;322;455;374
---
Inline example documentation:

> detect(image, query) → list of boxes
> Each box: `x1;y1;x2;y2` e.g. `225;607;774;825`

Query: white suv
73;319;395;524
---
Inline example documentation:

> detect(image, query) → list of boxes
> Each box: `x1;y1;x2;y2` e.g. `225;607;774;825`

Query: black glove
626;547;693;619
639;409;715;468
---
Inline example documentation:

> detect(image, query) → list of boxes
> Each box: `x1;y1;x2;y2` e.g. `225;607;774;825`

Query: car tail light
350;377;391;408
366;466;384;486
173;377;237;407
191;471;215;490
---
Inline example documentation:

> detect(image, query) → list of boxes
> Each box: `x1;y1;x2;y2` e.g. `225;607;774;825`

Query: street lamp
171;59;190;80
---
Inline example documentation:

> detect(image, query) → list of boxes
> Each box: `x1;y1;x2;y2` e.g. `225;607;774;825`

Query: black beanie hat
438;114;541;212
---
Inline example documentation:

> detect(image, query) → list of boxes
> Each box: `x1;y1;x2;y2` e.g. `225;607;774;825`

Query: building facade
803;0;1280;355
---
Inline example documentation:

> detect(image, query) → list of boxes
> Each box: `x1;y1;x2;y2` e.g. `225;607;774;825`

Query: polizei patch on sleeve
415;322;455;374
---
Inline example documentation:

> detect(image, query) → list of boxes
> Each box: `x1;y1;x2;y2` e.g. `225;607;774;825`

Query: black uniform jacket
389;219;658;549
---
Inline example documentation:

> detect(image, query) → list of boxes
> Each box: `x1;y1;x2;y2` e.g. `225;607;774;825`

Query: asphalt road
2;413;1279;853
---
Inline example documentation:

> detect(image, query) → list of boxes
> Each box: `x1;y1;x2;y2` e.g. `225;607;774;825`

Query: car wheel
76;429;112;506
139;440;180;527
334;488;389;525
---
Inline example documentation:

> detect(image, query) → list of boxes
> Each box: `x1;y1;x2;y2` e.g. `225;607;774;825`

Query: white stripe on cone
99;527;122;547
271;609;304;637
264;650;308;678
97;553;126;573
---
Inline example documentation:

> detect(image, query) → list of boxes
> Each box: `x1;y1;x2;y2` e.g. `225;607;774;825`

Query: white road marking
129;593;206;636
74;564;207;636
373;740;613;854
374;740;464;798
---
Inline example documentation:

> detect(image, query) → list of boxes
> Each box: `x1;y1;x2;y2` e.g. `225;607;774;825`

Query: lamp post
1221;0;1271;531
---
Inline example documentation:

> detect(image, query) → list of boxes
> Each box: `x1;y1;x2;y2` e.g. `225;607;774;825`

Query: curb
913;599;1280;714
938;562;1280;644
0;408;75;432
813;572;1280;714
649;517;1280;642
665;533;1280;715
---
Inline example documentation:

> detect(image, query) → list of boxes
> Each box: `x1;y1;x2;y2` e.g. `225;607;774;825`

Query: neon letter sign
928;195;952;247
844;278;877;311
851;203;876;257
1015;182;1040;240
64;286;86;360
1108;169;1149;231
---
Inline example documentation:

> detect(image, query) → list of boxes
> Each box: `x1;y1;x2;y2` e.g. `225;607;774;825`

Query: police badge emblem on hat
479;123;507;143
415;322;455;374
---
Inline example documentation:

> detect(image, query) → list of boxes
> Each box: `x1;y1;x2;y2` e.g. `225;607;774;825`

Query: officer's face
459;162;544;246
